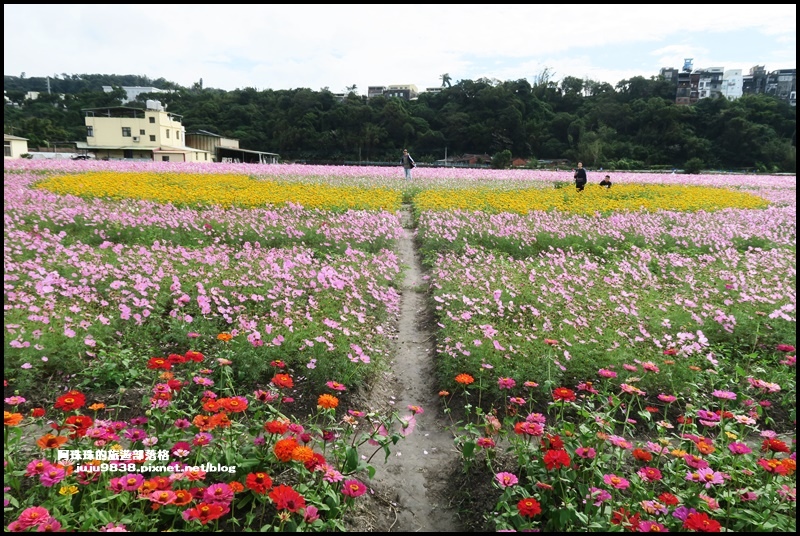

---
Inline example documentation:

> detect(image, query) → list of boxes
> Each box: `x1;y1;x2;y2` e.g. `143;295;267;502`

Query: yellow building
76;100;211;162
4;134;29;159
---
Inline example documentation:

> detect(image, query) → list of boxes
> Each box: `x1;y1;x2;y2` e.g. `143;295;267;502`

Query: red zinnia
552;387;576;402
517;497;542;518
658;492;679;506
271;374;294;389
54;391;86;412
632;448;653;462
183;502;228;525
761;438;790;453
543;448;571;470
264;419;290;435
185;350;205;362
147;357;171;371
269;484;306;512
246;472;273;494
611;508;641;531
683;512;721;532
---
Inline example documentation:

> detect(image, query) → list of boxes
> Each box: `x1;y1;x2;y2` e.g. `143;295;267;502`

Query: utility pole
47;76;51;94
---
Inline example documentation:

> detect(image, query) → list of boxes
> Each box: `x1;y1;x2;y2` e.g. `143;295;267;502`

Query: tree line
4;72;796;172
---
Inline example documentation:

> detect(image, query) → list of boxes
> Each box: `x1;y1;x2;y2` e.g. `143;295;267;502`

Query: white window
122;127;132;137
165;130;170;138
87;126;94;137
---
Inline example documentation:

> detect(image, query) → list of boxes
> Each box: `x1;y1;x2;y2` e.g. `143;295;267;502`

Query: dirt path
350;204;463;532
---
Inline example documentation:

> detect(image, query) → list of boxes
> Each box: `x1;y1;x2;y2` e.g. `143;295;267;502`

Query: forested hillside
4;73;796;172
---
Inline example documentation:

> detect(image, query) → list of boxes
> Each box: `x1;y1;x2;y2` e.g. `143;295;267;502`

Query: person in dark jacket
600;174;612;188
401;149;416;180
573;162;587;191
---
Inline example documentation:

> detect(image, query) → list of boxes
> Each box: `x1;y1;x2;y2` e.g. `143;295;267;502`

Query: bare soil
344;205;468;532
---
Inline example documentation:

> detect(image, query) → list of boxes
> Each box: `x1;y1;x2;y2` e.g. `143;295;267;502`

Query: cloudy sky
4;4;796;93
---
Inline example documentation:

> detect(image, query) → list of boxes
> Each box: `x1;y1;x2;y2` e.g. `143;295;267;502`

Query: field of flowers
4;159;796;532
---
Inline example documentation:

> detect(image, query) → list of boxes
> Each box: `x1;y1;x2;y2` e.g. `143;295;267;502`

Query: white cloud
4;4;795;92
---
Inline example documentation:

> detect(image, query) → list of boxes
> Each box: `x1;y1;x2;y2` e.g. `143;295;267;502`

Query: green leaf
344;446;358;473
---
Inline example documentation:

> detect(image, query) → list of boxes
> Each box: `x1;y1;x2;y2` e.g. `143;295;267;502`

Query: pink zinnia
776;344;795;352
341;479;367;498
658;393;677;403
477;437;496;448
637;521;668;532
203;483;234;505
39;467;66;487
495;472;519;488
15;506;51;529
603;474;630;489
497;377;516;389
637;466;663;482
575;446;596;459
728;442;752;455
120;473;144;492
711;390;737;400
598;368;617;378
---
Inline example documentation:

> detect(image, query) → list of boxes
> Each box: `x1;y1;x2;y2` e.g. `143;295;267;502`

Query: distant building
367;86;387;99
721;69;743;100
4;134;29;159
659;67;679;85
695;67;724;100
102;86;169;104
76;100;210;162
184;130;279;164
384;84;419;100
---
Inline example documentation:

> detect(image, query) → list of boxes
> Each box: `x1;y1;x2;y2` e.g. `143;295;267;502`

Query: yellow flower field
35;172;402;212
35;171;769;214
413;183;769;214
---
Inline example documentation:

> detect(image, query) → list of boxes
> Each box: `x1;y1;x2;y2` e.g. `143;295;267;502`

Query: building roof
217;147;279;157
75;141;209;154
188;130;224;138
4;134;29;141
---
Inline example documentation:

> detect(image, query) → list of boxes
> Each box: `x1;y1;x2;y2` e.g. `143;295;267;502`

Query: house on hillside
4;134;29;158
75;100;211;162
184;130;279;164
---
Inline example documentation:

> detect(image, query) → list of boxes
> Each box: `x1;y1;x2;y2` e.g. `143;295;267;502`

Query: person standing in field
600;174;612;188
401;149;416;180
573;161;587;191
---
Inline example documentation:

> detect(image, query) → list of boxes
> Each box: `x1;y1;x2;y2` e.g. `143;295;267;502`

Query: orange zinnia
37;433;68;449
274;437;300;462
291;446;315;463
455;374;475;385
216;333;233;342
4;411;23;427
317;394;339;409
